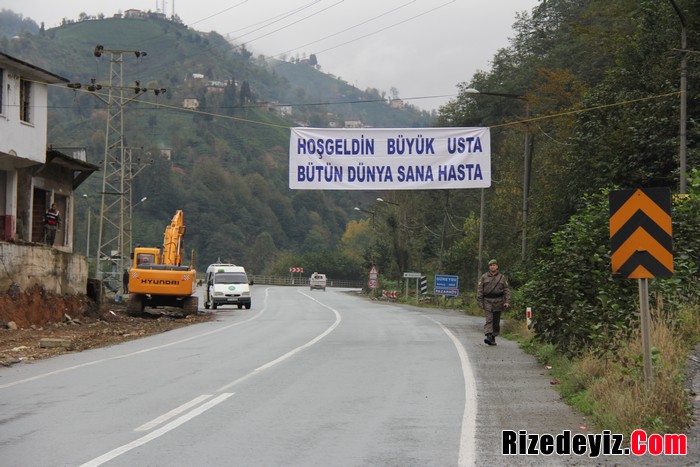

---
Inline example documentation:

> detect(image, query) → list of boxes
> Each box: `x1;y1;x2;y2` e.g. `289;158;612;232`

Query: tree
239;80;252;106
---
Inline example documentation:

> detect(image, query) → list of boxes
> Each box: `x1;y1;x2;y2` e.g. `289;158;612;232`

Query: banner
289;127;491;190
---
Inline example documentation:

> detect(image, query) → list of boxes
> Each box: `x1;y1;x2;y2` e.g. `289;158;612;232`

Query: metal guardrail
250;275;364;289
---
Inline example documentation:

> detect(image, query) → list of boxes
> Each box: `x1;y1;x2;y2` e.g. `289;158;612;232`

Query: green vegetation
1;11;431;272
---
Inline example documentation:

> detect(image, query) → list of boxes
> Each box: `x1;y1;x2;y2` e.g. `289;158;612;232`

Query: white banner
289;127;491;190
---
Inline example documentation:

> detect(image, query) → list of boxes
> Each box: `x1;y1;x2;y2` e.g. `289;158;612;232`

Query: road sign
434;287;459;296
420;276;428;294
289;267;304;273
610;188;673;278
368;278;378;289
403;272;421;278
435;275;459;288
369;265;379;280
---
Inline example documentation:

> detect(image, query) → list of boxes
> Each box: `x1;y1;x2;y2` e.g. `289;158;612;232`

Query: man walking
477;259;510;346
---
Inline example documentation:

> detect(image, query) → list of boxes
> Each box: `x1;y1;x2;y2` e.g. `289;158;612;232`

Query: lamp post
82;194;91;259
354;206;376;225
667;0;687;194
128;196;147;258
465;88;533;263
133;196;148;208
376;197;399;206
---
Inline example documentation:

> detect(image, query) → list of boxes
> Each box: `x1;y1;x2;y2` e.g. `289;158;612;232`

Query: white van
204;264;252;310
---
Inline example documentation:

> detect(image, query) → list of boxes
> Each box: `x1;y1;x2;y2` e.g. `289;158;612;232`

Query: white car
309;272;327;291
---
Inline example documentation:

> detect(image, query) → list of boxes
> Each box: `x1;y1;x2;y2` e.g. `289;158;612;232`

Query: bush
518;171;700;356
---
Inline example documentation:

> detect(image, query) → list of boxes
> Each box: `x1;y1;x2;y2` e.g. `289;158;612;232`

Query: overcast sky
3;0;540;111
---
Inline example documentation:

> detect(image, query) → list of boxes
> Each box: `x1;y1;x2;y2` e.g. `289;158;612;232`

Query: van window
215;272;248;284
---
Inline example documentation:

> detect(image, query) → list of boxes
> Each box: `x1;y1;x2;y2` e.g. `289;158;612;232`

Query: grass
503;304;700;437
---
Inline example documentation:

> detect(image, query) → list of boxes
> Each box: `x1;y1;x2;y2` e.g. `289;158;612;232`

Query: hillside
1;13;434;276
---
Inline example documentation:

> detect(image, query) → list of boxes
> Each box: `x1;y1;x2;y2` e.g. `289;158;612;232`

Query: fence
250;275;365;289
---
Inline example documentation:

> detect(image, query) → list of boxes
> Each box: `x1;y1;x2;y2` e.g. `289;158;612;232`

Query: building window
20;78;31;123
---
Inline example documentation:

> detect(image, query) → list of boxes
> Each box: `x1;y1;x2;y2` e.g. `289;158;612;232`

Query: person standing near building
477;259;510;346
44;203;61;246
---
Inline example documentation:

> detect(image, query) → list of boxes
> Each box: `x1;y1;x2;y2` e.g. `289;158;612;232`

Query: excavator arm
162;210;186;266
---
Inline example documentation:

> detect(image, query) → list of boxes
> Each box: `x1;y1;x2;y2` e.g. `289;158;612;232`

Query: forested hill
0;11;433;275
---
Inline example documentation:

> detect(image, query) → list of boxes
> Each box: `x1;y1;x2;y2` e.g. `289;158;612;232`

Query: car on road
309;272;327;291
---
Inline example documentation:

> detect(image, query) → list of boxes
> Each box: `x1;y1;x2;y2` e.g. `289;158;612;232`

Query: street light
376;197;399;206
465;88;533;264
354;206;376;225
133;196;148;208
667;0;687;194
82;194;92;259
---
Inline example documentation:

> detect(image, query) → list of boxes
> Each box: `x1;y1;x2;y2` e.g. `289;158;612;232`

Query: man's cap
488;259;498;265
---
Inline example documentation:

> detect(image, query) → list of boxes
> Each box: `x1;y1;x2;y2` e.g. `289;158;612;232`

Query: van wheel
238;304;243;309
212;302;218;310
204;298;210;310
245;303;251;309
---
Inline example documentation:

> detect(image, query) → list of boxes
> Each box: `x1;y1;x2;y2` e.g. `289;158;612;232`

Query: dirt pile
0;286;213;366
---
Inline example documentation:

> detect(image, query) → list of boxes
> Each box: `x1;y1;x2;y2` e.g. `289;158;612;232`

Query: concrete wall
0;243;87;294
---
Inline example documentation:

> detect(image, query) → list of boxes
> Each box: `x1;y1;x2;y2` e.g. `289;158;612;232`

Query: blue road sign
435;275;458;288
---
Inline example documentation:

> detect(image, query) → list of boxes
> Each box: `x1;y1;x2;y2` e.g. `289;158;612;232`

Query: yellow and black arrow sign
610;188;673;279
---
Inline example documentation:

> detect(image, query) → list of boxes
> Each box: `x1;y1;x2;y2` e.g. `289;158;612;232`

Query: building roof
0;52;69;84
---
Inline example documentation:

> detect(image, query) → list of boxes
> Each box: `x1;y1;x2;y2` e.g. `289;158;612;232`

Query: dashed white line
80;392;235;467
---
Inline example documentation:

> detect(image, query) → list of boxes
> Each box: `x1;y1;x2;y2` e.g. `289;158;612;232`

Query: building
0;52;97;250
182;98;200;109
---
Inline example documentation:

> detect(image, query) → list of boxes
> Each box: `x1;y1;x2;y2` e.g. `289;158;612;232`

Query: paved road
0;287;695;466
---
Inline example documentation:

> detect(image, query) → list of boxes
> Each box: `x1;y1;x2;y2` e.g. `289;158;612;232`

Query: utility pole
68;45;164;295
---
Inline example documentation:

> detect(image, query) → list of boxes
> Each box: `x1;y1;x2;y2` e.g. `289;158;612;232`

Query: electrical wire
187;0;250;28
237;0;345;47
227;1;321;40
313;0;456;56
272;0;417;59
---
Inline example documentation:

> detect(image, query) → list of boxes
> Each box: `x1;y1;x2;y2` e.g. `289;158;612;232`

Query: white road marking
0;288;272;389
425;316;477;467
134;394;214;432
216;290;341;392
79;392;235;467
78;288;341;465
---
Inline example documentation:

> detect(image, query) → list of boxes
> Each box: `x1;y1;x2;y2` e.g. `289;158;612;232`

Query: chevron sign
609;188;673;279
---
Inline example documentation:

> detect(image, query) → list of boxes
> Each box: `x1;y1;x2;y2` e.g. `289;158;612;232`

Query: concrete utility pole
667;0;688;194
465;88;532;263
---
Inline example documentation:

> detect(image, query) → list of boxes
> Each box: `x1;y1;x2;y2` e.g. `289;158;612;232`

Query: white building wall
0;71;49;163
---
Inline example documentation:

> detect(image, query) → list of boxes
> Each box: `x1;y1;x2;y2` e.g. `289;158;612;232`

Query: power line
272;0;417;59
187;0;250;28
313;0;456;56
227;1;321;39
236;0;346;47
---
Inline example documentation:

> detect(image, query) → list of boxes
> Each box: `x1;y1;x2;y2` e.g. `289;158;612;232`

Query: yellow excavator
126;210;198;315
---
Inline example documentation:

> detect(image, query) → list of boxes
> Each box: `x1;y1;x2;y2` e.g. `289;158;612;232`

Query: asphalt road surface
1;287;695;466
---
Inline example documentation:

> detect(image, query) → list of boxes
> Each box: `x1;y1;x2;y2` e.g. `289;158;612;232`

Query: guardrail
250;275;364;289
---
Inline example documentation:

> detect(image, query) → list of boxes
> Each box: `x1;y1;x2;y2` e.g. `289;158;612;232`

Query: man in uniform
477;259;510;345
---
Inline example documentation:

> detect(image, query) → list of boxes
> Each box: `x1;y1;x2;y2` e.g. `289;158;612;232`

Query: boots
484;333;496;346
